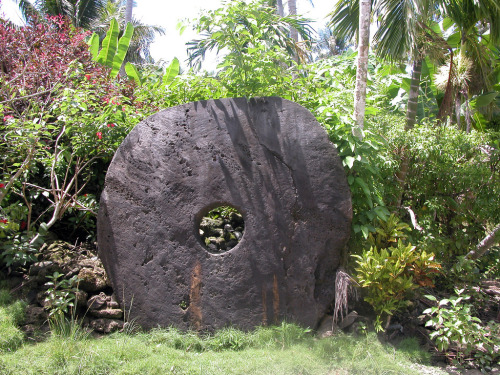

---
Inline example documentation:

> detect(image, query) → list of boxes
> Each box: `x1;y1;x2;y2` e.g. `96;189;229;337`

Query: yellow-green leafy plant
367;213;410;249
354;235;441;331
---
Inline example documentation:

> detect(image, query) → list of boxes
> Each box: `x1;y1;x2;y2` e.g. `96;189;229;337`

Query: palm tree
17;0;107;28
330;0;440;132
124;0;132;23
330;0;447;206
15;0;164;64
353;0;371;132
288;0;298;41
329;0;372;133
436;0;500;131
313;27;350;58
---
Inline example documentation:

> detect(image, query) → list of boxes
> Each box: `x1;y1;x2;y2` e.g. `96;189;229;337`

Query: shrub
424;290;500;369
353;216;441;331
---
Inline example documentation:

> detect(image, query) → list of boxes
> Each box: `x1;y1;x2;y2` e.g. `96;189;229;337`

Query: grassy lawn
0;285;447;375
0;330;445;375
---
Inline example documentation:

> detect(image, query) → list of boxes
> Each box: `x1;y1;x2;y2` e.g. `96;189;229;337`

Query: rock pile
199;208;244;253
22;241;125;334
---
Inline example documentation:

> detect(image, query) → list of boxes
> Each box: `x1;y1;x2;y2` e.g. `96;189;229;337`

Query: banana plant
88;19;180;87
87;18;134;79
125;57;180;87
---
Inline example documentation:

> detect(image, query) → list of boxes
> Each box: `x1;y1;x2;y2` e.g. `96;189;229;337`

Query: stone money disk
97;97;352;331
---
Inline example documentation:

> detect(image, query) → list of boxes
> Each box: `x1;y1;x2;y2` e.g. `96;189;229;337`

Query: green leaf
125;62;143;86
88;33;100;61
470;92;497;109
446;32;461;48
442;18;454;31
355;177;373;208
344;156;355;169
97;18;120;67
163;57;180;86
401;77;411;93
110;22;134;78
373;206;389;221
361;225;370;239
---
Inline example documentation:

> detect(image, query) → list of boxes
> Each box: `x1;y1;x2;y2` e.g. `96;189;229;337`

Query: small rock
24;305;47;324
89;308;123;319
75;290;88;308
77;268;108;292
36;291;48;307
87;292;108;310
316;315;337;338
108;294;120;309
339;311;358;330
90;318;124;333
78;259;102;268
29;261;55;276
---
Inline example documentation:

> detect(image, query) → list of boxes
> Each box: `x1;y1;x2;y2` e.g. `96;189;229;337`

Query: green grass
0;327;446;375
0;288;26;354
0;287;446;375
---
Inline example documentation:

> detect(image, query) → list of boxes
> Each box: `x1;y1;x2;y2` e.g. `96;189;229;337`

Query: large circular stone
97;97;352;331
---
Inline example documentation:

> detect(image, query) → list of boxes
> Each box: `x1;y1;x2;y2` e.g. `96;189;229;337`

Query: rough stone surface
89;318;123;333
98;97;352;331
87;293;107;310
77;267;108;292
89;308;123;319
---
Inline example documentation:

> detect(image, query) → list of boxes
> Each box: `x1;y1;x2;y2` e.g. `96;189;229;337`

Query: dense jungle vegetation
0;0;499;372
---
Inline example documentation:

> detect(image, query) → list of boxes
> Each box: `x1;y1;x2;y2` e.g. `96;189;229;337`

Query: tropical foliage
1;0;499;369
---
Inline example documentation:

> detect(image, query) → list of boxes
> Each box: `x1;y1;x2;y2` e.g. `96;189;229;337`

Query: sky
0;0;336;69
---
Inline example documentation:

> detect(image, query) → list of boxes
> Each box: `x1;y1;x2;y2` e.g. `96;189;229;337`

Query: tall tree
276;0;284;16
436;0;500;130
124;0;132;23
29;0;106;28
288;0;298;41
353;0;371;132
329;0;372;133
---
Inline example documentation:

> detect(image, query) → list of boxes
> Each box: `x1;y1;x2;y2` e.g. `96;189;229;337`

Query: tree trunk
125;0;133;24
395;59;422;207
437;50;454;123
405;59;422;130
465;223;500;260
455;94;461;128
120;0;134;77
353;0;371;134
464;92;471;133
288;0;298;42
276;0;284;17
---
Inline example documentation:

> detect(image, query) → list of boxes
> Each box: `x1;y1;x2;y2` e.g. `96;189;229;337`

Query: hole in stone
198;205;245;254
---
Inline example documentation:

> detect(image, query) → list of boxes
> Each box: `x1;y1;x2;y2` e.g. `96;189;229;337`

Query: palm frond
15;0;40;21
328;0;358;43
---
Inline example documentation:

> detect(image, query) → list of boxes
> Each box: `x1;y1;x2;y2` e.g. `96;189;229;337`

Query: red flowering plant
0;15;144;264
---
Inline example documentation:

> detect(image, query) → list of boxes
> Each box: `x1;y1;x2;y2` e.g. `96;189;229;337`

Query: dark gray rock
89;308;123;319
77;267;109;292
23;305;47;325
98;97;352;331
87;292;107;310
89;318;123;333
